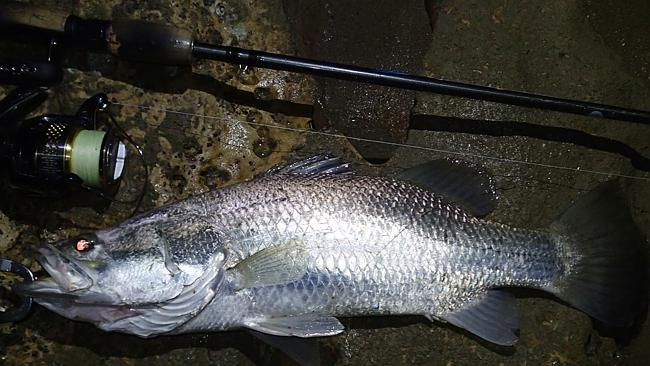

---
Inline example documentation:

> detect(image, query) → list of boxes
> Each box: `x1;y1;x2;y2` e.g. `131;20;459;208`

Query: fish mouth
13;244;95;299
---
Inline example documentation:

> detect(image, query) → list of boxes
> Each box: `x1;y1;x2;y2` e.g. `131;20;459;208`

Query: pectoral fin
245;315;344;338
230;240;308;290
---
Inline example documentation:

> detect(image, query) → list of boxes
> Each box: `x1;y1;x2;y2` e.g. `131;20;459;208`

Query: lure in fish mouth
14;225;229;336
12;239;134;325
18;244;97;297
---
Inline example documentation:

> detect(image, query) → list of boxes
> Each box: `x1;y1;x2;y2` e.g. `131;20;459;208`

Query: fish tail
547;181;648;328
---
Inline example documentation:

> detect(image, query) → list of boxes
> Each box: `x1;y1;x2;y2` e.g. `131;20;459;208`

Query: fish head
14;211;224;335
18;229;179;300
20;233;111;297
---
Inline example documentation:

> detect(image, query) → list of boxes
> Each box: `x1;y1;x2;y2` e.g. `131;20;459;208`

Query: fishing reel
0;88;127;195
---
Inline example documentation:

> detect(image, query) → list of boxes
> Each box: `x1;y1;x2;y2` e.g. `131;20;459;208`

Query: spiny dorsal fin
398;159;497;217
268;154;354;176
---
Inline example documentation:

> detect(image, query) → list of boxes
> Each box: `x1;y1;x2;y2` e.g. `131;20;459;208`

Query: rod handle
64;17;195;65
0;2;194;66
105;20;194;65
0;3;69;32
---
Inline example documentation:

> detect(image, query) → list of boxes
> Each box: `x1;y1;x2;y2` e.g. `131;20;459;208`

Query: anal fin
442;290;519;346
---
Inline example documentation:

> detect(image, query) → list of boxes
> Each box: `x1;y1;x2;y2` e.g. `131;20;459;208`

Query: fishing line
106;112;149;215
112;102;650;183
71;111;149;217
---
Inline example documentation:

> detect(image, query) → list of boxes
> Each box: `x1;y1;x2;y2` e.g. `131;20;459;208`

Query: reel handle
0;87;48;127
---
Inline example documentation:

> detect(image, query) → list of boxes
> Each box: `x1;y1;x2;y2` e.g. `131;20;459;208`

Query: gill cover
97;250;227;337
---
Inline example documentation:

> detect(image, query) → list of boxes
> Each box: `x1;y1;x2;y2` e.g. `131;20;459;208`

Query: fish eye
75;238;94;252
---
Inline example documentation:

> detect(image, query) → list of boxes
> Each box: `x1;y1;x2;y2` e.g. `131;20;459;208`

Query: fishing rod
2;3;650;125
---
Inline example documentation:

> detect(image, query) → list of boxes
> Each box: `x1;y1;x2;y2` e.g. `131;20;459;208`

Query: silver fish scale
178;173;561;332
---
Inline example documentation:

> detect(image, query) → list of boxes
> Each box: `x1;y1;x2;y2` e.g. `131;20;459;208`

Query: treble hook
0;258;35;323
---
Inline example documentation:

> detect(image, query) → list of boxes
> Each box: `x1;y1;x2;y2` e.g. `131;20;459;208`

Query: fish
15;155;648;357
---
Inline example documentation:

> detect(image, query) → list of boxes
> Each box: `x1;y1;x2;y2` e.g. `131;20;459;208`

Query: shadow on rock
411;114;650;171
23;306;269;364
342;315;516;356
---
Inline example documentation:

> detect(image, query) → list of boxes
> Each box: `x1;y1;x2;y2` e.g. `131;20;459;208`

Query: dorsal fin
398;159;497;217
268;154;354;176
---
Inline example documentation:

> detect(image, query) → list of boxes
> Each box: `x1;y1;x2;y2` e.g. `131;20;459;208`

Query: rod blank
192;42;650;124
2;0;650;125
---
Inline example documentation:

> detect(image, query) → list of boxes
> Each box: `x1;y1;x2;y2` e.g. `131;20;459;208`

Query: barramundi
16;155;647;355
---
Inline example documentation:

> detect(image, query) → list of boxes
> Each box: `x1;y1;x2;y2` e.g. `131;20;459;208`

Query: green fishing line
69;130;105;187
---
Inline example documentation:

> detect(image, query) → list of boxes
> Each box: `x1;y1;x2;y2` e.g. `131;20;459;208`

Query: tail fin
548;181;648;327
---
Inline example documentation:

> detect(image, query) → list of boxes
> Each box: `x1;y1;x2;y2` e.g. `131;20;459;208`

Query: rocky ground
1;0;649;365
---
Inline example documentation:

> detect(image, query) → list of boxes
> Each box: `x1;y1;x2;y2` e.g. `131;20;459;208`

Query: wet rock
585;0;650;88
0;210;21;253
0;0;311;363
200;166;233;189
1;1;648;365
256;125;270;138
284;0;432;162
237;67;260;86
246;110;264;123
584;331;602;356
253;137;277;158
254;86;276;101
